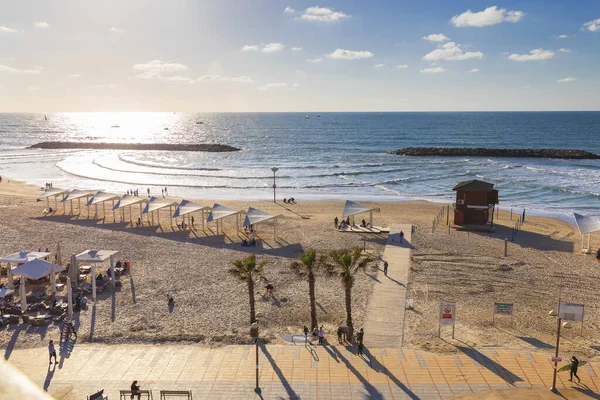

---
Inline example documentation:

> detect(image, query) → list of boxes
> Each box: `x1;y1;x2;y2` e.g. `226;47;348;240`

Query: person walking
357;328;364;344
147;188;150;197
570;356;581;382
383;261;388;276
48;340;57;364
191;215;195;227
318;326;325;345
304;326;309;344
399;231;404;243
334;217;339;228
337;326;343;345
357;340;364;356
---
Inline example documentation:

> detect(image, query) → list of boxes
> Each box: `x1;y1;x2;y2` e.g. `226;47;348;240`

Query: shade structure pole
70;199;73;215
103;202;105;221
217;219;219;235
67;277;73;316
112;200;115;222
139;202;143;225
20;277;27;312
62;194;66;214
202;210;205;229
129;246;133;275
47;197;50;209
236;214;239;231
157;209;160;226
122;207;125;224
50;265;56;294
152;210;155;226
130;205;133;225
370;211;373;229
91;264;97;302
78;198;81;214
95;204;98;219
588;233;591;251
7;262;13;289
274;218;277;241
54;196;57;210
109;255;116;287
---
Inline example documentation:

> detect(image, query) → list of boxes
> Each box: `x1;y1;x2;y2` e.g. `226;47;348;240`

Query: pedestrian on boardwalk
357;340;364;356
48;340;57;364
318;326;325;345
304;326;309;344
383;261;388;276
191;216;195;227
334;217;339;228
337;326;343;344
399;231;404;243
570;356;581;382
357;328;364;344
147;188;150;197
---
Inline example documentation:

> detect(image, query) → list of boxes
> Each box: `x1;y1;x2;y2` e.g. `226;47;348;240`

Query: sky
0;0;599;112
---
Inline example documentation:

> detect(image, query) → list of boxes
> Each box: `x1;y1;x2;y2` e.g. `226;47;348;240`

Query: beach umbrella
56;243;62;266
50;264;56;294
66;277;73;316
19;277;27;312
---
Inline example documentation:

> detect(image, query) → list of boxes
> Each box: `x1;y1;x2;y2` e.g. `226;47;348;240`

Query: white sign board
439;301;456;326
559;302;584;322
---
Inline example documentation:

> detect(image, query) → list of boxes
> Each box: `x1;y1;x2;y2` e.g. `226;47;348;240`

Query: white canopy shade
76;249;119;263
143;196;180;214
86;191;122;206
0;287;14;298
0;251;51;263
207;204;244;222
12;259;65;280
61;189;96;203
37;187;70;200
113;194;148;210
243;207;281;227
173;200;211;218
573;213;600;235
342;200;380;218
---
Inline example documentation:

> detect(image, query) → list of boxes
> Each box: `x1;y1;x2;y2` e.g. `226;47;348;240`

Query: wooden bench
160;390;192;399
119;390;153;399
87;389;107;400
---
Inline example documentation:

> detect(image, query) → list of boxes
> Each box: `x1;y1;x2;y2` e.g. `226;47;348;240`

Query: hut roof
452;179;495;192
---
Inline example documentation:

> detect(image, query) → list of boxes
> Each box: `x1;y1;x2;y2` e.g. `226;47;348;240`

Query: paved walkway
363;224;413;348
6;343;599;399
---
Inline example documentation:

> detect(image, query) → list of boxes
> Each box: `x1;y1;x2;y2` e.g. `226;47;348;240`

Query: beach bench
87;389;107;399
119;390;153;399
160;390;192;399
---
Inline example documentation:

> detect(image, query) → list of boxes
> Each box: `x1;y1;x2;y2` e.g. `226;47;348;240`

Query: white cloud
420;67;446;74
451;6;525;27
284;7;295;14
306;57;323;63
197;74;253;84
109;27;124;33
242;45;260;52
262;42;285;53
374;64;386;68
423;33;450;42
558;48;571;53
300;6;350;22
68;73;83;78
0;64;43;74
0;26;18;33
328;49;374;60
396;64;409;69
132;60;188;73
508;49;554;61
557;77;577;83
291;47;303;52
557;34;569;39
260;82;288;90
423;42;483;61
162;75;196;83
33;21;49;29
583;18;600;32
467;68;480;73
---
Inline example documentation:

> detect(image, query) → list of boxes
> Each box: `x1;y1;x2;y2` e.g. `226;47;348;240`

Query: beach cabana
207;204;245;235
342;200;381;228
452;179;499;226
61;189;96;216
76;249;119;300
12;259;65;280
173;200;211;229
573;213;600;253
37;187;70;213
86;191;121;221
0;251;51;289
243;207;282;240
143;197;179;226
113;194;148;225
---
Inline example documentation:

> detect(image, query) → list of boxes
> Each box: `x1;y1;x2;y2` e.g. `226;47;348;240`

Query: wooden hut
452;179;499;226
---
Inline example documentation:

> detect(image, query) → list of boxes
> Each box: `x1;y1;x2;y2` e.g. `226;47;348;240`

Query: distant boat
196;121;203;124
164;128;169;130
44;114;48;121
305;113;309;119
111;124;120;128
317;115;321;118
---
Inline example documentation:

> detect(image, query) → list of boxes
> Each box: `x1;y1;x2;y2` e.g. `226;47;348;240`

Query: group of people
44;182;53;189
126;189;140;196
282;198;296;204
334;216;351;229
302;325;366;354
241;238;257;247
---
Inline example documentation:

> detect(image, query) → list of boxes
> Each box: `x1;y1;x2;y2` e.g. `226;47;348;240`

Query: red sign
551;357;562;362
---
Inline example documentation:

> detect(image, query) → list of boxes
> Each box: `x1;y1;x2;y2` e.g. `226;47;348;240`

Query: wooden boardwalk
363;224;413;349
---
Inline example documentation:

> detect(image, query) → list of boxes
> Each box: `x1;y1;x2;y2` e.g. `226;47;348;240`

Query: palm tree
328;248;371;338
291;249;321;330
230;254;265;324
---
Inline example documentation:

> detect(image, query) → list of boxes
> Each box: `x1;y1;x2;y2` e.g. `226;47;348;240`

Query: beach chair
159;390;192;399
119;389;153;399
87;389;107;400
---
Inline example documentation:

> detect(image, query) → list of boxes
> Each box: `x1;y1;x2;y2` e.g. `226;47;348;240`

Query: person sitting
250;238;256;246
48;207;53;213
596;248;600;260
242;239;249;246
116;260;122;269
130;380;141;400
283;198;287;203
289;197;295;204
167;294;175;306
361;219;366;227
106;268;112;278
264;283;274;297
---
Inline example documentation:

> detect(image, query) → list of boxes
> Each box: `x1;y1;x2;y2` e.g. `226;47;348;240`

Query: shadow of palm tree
259;343;299;399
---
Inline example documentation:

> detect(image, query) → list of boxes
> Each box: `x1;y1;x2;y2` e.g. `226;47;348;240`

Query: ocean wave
117;154;222;171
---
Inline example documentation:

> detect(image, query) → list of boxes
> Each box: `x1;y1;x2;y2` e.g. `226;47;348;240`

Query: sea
0;112;599;218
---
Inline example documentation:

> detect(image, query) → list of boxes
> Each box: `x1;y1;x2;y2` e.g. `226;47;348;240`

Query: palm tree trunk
345;281;353;338
248;276;256;324
308;271;317;330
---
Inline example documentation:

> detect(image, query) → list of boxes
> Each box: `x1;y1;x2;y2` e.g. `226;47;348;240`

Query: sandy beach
1;178;600;360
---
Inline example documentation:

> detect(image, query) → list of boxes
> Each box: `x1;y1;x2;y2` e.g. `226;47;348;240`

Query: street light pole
251;321;260;392
271;167;279;203
550;312;562;393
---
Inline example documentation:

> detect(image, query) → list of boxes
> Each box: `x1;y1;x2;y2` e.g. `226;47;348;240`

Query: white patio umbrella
0;287;14;298
19;277;27;312
66;277;73;316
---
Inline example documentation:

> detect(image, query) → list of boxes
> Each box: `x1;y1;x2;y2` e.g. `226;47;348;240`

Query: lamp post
271;167;278;203
251;311;263;393
548;310;573;392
